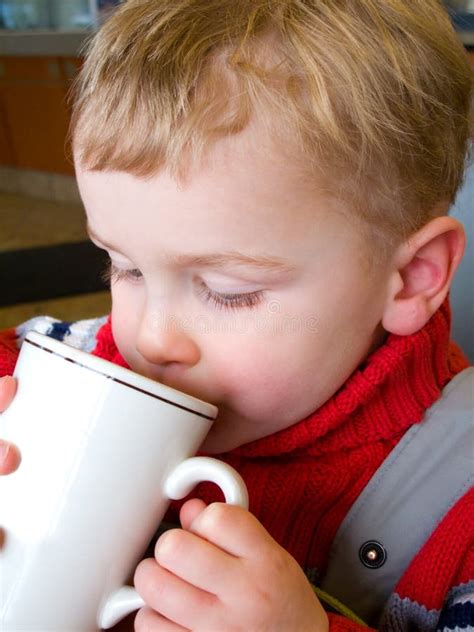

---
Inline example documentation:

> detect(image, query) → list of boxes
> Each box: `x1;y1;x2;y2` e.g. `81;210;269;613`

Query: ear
382;216;465;336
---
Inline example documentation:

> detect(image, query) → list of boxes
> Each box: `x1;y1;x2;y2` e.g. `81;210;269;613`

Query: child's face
76;124;390;453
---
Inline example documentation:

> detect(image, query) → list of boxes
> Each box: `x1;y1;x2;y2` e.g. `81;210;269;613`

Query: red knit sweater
1;300;472;631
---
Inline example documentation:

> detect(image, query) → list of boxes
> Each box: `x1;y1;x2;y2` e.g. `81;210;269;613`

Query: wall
0;55;80;175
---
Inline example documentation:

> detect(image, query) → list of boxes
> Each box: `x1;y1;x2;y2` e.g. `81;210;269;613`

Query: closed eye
101;261;143;285
196;281;263;311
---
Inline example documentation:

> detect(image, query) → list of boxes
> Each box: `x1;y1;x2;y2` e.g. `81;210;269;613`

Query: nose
135;307;201;367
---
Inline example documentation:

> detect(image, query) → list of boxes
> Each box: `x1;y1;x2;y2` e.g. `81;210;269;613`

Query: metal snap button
359;540;387;569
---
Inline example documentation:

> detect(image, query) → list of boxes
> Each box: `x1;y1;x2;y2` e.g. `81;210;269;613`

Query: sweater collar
93;298;467;459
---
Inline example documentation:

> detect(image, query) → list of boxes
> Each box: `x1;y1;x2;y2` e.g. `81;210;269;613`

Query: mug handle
99;457;248;629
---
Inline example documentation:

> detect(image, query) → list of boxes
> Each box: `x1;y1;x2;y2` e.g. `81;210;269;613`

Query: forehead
79;169;330;251
77;117;316;217
75;120;370;271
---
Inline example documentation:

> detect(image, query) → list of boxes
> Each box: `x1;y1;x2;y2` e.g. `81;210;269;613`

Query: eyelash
101;261;264;311
196;281;262;312
101;262;142;285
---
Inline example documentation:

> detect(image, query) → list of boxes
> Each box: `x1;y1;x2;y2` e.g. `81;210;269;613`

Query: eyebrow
86;222;299;275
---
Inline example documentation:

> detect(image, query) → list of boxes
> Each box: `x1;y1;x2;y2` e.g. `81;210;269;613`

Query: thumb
179;498;207;531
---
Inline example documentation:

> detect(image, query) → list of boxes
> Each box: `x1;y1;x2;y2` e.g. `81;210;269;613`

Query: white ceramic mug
0;331;248;631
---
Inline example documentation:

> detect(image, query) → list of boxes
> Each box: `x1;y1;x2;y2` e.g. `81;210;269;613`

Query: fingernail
0;440;10;462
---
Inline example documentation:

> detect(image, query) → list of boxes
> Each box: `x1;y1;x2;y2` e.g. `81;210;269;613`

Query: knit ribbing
0;328;20;377
394;487;474;611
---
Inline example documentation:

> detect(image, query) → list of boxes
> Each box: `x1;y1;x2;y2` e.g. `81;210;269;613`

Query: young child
1;1;473;630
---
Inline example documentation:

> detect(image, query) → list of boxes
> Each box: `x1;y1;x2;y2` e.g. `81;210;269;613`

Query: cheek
208;330;322;415
206;286;380;424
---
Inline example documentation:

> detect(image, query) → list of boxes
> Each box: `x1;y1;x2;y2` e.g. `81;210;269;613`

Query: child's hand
0;376;21;475
134;500;329;632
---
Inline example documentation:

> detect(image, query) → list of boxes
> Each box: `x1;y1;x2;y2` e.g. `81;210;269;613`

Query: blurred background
0;0;472;361
0;0;122;331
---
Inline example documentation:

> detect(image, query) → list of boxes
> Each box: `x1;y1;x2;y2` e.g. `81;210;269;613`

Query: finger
188;502;277;560
0;440;21;475
134;558;217;630
0;376;17;412
135;606;190;632
154;527;240;596
179;498;207;531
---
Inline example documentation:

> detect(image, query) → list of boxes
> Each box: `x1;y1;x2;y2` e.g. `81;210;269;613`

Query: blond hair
71;0;473;246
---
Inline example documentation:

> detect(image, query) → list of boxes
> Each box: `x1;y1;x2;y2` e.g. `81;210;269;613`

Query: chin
200;423;242;454
201;437;243;455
